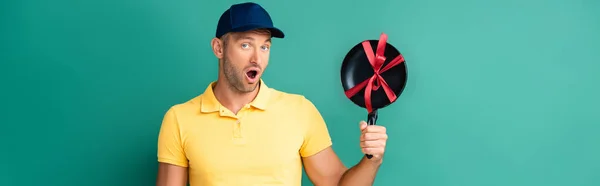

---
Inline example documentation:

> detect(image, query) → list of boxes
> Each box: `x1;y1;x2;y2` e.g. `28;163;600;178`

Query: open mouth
246;70;258;79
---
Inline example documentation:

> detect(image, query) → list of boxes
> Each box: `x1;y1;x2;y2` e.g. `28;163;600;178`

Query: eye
241;43;250;49
261;45;270;51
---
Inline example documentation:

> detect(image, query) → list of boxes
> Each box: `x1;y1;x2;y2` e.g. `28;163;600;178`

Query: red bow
344;33;405;113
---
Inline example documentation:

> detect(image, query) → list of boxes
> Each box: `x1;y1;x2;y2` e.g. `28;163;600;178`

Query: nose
250;48;262;64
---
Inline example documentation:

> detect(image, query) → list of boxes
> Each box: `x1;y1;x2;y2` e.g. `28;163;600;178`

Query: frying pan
340;32;408;159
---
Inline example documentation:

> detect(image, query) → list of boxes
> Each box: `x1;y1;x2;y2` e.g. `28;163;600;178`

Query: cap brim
231;24;285;38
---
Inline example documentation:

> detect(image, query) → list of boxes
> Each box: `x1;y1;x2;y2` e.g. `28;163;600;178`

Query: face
215;29;271;93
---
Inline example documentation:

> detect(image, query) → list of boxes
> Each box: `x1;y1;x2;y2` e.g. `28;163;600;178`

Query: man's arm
302;147;347;186
156;163;188;186
299;97;386;185
338;156;382;186
156;106;189;186
339;121;387;185
302;147;382;186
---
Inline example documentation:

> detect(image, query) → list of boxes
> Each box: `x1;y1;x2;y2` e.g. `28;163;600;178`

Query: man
156;2;388;186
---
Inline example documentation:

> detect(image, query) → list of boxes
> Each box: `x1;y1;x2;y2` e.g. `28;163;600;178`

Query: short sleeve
299;97;333;157
157;106;189;167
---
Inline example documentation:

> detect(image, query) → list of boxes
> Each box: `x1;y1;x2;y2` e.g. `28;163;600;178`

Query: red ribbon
344;32;405;113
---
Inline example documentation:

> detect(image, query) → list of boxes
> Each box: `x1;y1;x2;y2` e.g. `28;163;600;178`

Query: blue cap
215;2;285;39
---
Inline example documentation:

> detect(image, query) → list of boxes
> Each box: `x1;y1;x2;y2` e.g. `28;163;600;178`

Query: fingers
360;140;386;148
361;125;387;133
360;133;387;149
360;132;388;142
358;121;388;162
361;147;385;155
359;121;368;130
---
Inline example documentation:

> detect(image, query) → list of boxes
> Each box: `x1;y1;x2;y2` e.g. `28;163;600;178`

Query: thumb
359;121;368;131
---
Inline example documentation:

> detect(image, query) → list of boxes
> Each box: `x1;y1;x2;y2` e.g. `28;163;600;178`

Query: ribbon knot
372;54;387;90
344;32;405;113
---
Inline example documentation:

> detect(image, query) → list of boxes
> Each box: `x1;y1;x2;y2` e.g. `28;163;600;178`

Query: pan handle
365;110;378;159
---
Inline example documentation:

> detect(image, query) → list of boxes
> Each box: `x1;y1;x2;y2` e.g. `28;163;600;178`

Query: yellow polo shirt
157;80;333;186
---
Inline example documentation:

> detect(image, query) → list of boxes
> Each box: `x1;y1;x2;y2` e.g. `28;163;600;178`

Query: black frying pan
340;32;408;159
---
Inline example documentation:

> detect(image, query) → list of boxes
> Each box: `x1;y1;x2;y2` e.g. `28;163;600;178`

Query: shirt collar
200;79;271;113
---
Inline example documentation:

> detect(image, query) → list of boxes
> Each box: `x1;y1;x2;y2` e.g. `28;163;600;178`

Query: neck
212;78;259;114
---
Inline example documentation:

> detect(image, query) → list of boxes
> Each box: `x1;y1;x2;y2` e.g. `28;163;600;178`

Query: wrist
360;156;383;169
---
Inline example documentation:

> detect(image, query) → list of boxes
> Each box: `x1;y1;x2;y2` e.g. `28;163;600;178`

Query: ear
211;37;224;59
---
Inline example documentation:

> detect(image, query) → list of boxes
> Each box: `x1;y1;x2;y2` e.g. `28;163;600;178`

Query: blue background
1;0;599;185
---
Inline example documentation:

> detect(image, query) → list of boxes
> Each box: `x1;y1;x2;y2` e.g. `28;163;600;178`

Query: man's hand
337;121;388;185
359;120;388;164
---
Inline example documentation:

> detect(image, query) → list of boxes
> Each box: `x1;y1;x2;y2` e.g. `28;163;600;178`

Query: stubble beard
222;57;259;94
